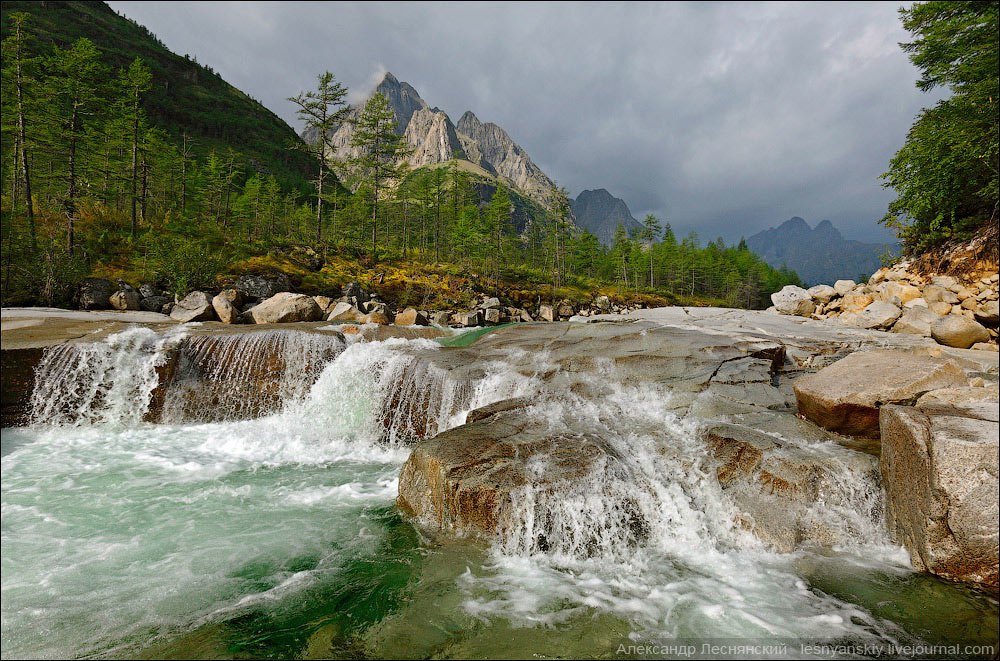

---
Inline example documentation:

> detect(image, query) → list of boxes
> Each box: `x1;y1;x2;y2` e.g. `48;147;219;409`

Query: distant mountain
745;217;895;285
311;72;556;206
0;1;317;189
570;189;645;245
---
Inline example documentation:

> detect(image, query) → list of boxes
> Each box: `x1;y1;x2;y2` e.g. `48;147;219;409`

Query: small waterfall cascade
159;329;345;423
29;327;185;427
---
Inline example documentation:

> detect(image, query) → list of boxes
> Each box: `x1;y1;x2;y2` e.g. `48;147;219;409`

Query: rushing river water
2;327;997;659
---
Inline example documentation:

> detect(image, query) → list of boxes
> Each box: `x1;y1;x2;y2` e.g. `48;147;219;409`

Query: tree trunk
15;32;36;250
66;103;79;257
130;89;139;238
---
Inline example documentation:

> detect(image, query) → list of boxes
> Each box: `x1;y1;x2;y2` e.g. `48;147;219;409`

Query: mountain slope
745;217;895;285
1;1;317;189
571;189;644;245
316;72;555;207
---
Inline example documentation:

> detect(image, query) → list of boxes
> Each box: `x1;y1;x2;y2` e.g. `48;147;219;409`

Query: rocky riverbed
2;305;998;657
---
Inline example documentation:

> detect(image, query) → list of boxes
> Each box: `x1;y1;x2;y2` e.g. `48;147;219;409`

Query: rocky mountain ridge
747;217;894;286
311;72;556;206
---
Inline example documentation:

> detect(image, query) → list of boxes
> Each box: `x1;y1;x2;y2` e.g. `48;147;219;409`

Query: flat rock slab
880;404;999;594
793;349;968;438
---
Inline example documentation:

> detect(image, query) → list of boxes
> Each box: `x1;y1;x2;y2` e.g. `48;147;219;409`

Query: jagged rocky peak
405;107;465;166
571;189;644;246
313;72;557;206
455;110;555;203
375;71;428;135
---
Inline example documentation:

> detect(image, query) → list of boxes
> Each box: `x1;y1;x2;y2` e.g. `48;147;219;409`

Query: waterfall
159;330;345;423
29;327;184;427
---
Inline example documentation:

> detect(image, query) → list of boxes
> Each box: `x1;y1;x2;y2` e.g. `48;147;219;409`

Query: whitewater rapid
2;327;996;659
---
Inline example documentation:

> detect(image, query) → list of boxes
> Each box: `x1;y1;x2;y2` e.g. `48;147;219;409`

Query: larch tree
119;57;152;238
639;212;662;288
288;71;350;244
350;92;411;258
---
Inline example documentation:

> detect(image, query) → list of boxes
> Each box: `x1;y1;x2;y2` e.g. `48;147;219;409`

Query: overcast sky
108;1;936;244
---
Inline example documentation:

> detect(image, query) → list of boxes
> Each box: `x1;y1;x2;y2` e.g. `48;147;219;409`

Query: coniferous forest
0;2;801;311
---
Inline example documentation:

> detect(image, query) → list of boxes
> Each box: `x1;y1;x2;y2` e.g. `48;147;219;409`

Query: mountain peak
381;71;399;85
571;189;642;246
746;218;895;285
373;73;427;134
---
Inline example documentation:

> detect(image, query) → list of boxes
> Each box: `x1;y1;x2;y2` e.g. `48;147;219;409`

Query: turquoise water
2;330;997;659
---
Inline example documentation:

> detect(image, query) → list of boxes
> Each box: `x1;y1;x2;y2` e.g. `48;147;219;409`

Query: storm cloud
108;1;934;244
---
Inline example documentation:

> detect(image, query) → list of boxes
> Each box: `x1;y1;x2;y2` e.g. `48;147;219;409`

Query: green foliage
145;234;228;295
880;0;999;253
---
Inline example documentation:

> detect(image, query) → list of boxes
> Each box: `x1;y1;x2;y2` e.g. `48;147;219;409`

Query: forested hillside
0;2;800;312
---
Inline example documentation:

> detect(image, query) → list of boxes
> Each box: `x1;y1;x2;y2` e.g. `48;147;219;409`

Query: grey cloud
109;1;931;244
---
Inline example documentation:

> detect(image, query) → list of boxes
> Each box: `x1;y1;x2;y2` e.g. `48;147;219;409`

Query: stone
840;301;901;330
924;285;959;305
807;285;838;304
891;306;939;337
233;273;291;301
431;311;451;327
975;300;999;326
362;311;392;325
875;282;923;305
903;297;928;309
397;411;645;548
76;278;118;310
538;304;556;322
703;422;880;552
169;291;216;323
833;280;856;296
484;308;501;325
841;292;874;314
930;315;991;349
212;289;243;324
109;289;141;311
972;342;998;352
465;397;534;425
327;301;363;323
929;301;953;316
139;295;171;313
394;308;428;326
880;404;998;593
459;310;483;327
930;275;958;290
138;283;160;299
481;297;501;310
771;285;815;317
594;295;612;312
793;349;968;438
313;296;336;315
248;292;323;324
557;302;575;319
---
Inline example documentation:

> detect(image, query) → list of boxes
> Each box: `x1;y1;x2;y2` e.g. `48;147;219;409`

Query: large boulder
169;291;216;323
109;289;141;311
327;301;364;323
807;285;837;304
891;306;939;337
930;315;991;349
840;301;901;330
212;289;244;324
704;423;879;552
247;292;322;324
841;292;874;314
833;280;857;296
397;410;645;551
793;350;968;438
880;402;998;593
394;308;428;326
139;295;172;313
233;273;291;301
77;278;118;310
537;304;557;322
771;285;815;316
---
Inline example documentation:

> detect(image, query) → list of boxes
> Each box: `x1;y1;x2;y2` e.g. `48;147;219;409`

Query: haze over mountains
745;217;896;285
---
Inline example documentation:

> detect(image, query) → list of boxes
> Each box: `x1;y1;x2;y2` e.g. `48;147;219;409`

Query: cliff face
746;217;895;285
308;72;554;206
570;189;644;245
